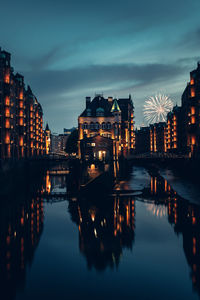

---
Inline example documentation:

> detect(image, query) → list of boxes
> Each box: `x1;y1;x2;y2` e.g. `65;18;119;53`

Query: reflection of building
78;95;135;160
0;194;44;300
146;173;200;298
68;195;135;271
0;47;46;159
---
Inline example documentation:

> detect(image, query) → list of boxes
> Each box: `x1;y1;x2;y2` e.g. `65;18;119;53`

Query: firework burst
143;93;174;124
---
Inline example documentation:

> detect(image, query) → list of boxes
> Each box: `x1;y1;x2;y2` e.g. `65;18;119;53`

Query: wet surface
1;167;200;299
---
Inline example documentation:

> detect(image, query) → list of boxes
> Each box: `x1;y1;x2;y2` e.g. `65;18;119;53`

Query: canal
1;166;200;299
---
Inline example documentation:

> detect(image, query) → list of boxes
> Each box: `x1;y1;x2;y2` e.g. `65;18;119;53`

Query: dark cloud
24;62;185;98
178;28;200;50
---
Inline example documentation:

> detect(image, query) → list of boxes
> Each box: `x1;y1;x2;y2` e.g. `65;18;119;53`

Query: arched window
90;122;94;129
102;122;106;129
107;122;111;129
95;122;100;129
82;122;88;129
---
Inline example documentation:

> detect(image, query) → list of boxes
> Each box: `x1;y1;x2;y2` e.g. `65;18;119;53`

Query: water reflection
1;166;200;299
68;195;135;271
44;170;67;194
142;172;200;297
0;194;44;300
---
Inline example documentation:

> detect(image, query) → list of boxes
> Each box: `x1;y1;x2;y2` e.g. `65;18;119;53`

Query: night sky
0;0;200;133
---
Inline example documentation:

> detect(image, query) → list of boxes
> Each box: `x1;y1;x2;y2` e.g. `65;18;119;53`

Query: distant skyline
0;0;200;132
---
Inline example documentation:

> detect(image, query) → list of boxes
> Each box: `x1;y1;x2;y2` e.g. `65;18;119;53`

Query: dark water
1;167;200;300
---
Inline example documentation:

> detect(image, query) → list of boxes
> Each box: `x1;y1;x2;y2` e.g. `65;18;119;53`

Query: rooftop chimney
108;96;113;103
86;97;91;109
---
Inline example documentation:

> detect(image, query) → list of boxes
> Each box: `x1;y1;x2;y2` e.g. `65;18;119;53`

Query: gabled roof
79;95;133;118
111;99;121;113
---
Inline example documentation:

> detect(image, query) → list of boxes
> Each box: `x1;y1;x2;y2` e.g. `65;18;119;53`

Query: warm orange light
191;136;196;145
19;137;23;147
190;77;194;85
5;119;10;128
5;133;10;144
5;107;10;117
191;87;195;97
5;96;10;106
192;217;196;225
191;107;195;115
191;116;195;124
19;91;23;100
19;118;23;126
19;101;23;108
4;72;10;84
90;164;95;170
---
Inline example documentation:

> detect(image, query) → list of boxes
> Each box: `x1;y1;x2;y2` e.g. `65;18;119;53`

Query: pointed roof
45;123;50;131
111;99;121;113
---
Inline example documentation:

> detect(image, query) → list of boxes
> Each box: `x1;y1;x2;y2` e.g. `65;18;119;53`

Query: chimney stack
108;96;113;104
86;97;91;109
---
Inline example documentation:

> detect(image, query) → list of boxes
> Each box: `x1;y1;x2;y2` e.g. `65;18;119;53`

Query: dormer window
86;108;91;116
96;107;104;116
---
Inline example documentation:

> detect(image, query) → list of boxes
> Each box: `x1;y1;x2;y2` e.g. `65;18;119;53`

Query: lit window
191;107;195;115
5;108;10;117
5;119;10;128
4;72;10;84
5;96;10;106
191;116;196;124
191;87;195;98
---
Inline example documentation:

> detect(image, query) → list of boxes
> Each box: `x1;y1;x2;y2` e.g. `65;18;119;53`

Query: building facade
165;106;183;153
51;134;68;155
181;62;200;156
0;47;46;160
78;95;134;161
150;122;166;153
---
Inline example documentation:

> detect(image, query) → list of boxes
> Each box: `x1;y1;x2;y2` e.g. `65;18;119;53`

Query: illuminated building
165;106;182;153
0;47;46;160
181;62;200;157
45;123;51;155
78;94;134;160
51;133;68;155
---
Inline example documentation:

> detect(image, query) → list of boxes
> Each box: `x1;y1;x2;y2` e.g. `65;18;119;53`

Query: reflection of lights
94;228;97;238
89;208;96;222
146;203;167;218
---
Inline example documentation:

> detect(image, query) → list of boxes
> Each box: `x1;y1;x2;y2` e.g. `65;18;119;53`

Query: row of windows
82;122;112;130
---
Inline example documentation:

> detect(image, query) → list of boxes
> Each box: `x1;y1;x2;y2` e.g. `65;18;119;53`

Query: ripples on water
0;167;200;299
